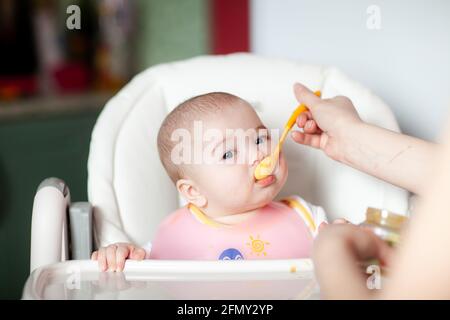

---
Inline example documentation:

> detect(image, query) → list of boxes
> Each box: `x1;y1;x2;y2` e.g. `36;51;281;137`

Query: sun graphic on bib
246;234;270;256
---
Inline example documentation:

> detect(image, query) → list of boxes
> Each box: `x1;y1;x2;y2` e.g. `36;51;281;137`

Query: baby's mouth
255;174;276;187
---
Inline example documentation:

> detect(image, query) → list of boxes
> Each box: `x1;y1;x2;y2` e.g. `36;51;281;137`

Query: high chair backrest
88;54;409;248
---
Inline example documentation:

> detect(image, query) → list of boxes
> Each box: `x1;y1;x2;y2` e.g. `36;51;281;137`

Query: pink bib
149;197;326;260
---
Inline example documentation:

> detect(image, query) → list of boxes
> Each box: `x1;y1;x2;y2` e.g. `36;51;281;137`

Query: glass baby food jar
360;207;408;247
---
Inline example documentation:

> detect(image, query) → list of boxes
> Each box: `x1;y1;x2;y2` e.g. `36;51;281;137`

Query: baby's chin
253;174;287;206
217;178;285;215
222;185;282;214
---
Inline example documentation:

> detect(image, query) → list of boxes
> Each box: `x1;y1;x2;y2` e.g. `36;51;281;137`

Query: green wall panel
0;111;99;299
136;0;210;69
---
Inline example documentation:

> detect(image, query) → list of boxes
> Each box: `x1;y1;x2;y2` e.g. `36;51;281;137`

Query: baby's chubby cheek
214;166;250;193
195;165;247;195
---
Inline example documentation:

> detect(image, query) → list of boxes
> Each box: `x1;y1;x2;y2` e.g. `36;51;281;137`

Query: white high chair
25;53;409;299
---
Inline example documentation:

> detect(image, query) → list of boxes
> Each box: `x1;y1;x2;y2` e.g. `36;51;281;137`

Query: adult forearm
339;122;437;195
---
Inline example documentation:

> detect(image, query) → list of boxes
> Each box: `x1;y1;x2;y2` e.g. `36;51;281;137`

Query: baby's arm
91;243;146;272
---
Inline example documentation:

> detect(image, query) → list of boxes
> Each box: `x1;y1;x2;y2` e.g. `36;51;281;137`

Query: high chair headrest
88;53;408;247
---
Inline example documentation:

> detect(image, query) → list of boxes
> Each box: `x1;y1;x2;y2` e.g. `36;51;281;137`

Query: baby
92;92;331;271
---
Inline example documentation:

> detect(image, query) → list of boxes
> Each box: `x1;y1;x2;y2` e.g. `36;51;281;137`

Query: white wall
251;0;450;141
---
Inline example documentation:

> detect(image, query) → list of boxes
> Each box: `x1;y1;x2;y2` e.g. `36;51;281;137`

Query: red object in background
0;76;38;100
211;0;249;54
52;62;90;94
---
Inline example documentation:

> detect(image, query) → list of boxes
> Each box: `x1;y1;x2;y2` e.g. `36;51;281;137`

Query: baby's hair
157;92;248;183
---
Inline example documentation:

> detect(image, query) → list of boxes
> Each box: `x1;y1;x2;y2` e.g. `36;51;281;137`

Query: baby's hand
332;218;351;225
318;218;351;232
91;243;146;272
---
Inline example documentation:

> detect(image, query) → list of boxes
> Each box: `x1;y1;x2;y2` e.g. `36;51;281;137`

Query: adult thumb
293;83;321;110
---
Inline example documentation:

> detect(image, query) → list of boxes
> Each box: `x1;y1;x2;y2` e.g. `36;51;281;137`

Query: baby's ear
176;179;207;208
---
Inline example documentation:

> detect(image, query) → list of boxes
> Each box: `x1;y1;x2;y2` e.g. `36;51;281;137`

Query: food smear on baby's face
254;156;276;180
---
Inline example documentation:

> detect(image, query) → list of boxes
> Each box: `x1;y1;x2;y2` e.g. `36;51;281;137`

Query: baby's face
182;102;288;217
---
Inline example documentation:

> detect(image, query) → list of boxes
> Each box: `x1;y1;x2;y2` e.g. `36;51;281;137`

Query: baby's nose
250;149;266;166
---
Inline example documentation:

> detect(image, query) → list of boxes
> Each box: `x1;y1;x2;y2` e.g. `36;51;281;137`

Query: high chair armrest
30;178;93;272
30;178;94;273
30;178;70;273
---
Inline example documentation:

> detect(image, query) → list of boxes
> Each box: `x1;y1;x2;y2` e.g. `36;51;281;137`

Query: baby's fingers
129;247;146;260
106;245;117;271
91;251;98;260
333;218;350;224
97;247;107;272
115;246;129;271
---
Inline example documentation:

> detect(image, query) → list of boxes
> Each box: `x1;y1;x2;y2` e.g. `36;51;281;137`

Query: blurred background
0;0;449;299
0;0;249;299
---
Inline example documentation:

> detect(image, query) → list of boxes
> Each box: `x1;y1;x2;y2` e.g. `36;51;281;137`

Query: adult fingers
291;131;322;149
130;247;146;260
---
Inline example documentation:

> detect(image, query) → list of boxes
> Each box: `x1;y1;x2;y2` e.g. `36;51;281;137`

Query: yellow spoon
254;90;322;180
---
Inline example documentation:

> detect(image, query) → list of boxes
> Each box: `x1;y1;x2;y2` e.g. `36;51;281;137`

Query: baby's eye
222;150;234;160
256;135;267;145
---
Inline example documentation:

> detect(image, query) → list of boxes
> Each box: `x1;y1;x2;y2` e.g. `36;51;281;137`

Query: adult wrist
336;120;367;166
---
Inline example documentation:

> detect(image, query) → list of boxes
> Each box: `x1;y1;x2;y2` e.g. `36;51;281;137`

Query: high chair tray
22;259;319;300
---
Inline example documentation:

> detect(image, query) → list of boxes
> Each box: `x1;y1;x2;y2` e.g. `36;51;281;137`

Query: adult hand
291;83;363;162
